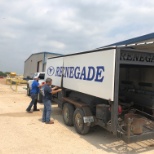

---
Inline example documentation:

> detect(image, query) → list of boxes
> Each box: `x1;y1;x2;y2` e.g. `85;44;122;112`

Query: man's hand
58;89;62;92
42;82;46;85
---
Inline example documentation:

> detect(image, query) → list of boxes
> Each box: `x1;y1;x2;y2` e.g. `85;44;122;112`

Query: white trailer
45;47;154;142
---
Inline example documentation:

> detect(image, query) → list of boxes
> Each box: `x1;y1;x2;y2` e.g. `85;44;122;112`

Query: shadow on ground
51;105;154;154
3;102;153;154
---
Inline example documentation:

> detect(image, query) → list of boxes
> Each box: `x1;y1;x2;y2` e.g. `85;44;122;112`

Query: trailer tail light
108;105;122;114
118;105;122;114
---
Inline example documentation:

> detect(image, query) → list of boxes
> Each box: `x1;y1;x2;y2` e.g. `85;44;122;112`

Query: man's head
34;77;39;81
46;78;52;85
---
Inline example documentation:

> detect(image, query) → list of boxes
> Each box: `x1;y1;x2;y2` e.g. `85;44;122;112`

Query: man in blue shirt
42;78;62;124
26;77;44;112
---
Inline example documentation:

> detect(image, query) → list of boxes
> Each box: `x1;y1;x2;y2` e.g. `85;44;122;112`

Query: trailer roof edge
47;47;117;60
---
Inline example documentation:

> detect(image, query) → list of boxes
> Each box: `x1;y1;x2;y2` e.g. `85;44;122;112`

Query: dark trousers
26;94;38;111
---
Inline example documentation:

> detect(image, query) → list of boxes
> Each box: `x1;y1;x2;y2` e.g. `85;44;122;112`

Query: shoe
33;109;40;111
42;119;46;122
26;110;32;113
46;121;54;124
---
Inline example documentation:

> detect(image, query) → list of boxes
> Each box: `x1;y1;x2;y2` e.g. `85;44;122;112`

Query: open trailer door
117;48;154;142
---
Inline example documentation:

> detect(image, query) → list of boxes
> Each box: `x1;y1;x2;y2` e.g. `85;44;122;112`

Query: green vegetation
0;71;10;77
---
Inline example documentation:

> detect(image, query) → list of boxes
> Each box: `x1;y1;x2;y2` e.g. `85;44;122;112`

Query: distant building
24;52;62;79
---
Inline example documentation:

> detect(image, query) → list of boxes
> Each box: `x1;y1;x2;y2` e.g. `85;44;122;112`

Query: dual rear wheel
62;103;90;135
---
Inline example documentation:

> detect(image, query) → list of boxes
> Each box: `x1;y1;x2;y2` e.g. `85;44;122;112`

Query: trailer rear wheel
63;103;74;126
73;108;90;135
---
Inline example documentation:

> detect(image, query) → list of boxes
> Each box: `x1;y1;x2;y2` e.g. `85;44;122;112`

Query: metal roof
97;32;154;49
25;51;63;62
48;33;154;59
25;33;154;62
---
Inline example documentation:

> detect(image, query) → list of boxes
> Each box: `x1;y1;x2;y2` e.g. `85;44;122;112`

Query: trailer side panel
45;49;116;101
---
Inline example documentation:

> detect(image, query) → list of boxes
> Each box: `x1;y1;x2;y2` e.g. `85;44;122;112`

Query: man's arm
38;82;45;88
52;86;58;90
51;89;62;94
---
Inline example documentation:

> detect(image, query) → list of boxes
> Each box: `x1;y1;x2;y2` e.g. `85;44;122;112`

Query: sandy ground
0;78;154;154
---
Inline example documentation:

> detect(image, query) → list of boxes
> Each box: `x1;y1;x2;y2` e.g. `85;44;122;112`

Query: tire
27;84;30;96
62;103;74;126
73;108;90;135
38;92;43;103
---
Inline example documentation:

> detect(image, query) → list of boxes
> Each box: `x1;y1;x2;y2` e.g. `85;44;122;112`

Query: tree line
0;71;10;77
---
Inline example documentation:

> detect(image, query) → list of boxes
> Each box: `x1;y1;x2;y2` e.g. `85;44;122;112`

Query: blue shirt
31;80;39;94
43;84;52;101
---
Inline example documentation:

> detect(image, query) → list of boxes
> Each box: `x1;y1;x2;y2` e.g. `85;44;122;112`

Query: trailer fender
82;106;92;116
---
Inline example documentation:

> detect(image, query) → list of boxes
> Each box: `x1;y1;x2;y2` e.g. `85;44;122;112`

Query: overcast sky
0;0;154;74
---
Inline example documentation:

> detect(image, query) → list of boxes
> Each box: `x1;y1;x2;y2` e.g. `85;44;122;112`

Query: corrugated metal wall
24;53;60;79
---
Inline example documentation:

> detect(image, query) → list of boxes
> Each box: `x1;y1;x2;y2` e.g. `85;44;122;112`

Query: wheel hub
76;113;83;128
64;108;69;120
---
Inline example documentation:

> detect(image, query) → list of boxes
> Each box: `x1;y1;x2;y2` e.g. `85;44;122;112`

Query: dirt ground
0;78;154;154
